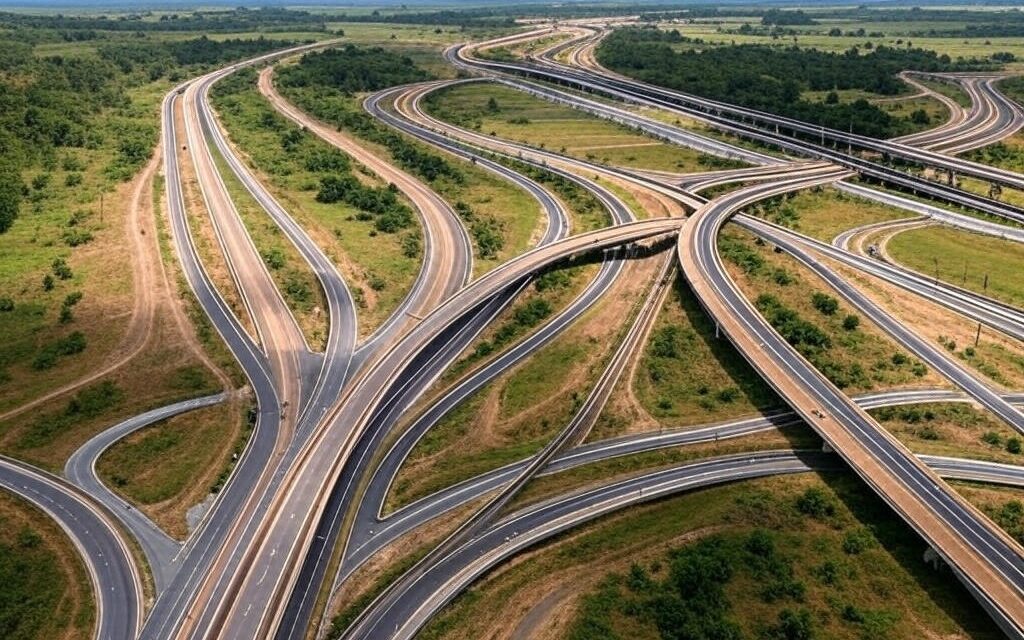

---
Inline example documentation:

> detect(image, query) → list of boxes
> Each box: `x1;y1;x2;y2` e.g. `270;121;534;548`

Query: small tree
486;96;500;113
811;292;839;315
52;258;73;280
1008;437;1022;455
910;109;931;125
841;314;859;330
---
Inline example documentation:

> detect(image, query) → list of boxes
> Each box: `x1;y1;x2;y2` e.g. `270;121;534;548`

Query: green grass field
662;19;1024;61
423;83;714;174
630;272;780;430
779;185;913;242
887;225;1024;309
0;79;166;415
875;402;1024;466
724;224;937;394
97;399;246;538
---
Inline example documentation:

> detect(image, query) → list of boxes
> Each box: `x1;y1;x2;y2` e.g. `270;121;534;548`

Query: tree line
277;45;431;95
0;7;326;33
596;27;995;138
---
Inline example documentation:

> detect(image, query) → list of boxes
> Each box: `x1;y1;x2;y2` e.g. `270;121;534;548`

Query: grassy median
422;82;713;174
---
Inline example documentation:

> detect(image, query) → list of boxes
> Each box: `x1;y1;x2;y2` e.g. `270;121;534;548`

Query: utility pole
933;256;939;284
975;322;982;347
962;261;967;286
99;192;104;224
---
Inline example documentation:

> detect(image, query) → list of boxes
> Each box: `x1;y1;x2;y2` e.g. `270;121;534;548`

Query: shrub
982;431;1002;446
261;248;286;270
401;233;420;258
1007;437;1022;455
811;292;838;315
63;291;83;308
0;297;12;312
772;268;794;285
842;527;875;554
796;487;836;519
31;331;87;369
650;325;681;359
761;608;815;640
52;258;73;280
842;314;860;331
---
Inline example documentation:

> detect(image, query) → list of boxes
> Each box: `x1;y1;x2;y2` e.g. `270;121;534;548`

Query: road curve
64;392;226;591
197;71;356;438
342;386;1024;579
344;445;1024;640
0;456;143;640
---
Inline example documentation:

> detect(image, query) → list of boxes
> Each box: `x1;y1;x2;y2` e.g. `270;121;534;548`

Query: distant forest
596;27;997;138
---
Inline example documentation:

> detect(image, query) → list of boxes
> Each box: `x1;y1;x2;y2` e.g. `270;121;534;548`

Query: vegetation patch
98;399;247;538
886;225;1024;309
423;473;998;639
632;273;779;429
422;82;713;174
0;490;94;640
210;67;421;335
724;226;930;392
597;27;992;138
273;48;545;276
874;402;1024;465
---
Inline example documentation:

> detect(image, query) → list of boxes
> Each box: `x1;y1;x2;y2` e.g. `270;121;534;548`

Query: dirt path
1;149;164;422
0;132;238;424
509;586;571;640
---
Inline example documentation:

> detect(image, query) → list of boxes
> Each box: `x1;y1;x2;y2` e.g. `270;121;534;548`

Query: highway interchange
10;18;1024;640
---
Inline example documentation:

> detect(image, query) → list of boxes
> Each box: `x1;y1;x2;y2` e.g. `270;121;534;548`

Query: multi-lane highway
680;173;1024;636
16;22;1024;640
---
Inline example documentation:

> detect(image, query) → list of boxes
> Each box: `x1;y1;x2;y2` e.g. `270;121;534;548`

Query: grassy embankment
421;473;1001;640
271;58;547;284
628;222;937;438
770;185;913;242
212;68;412;340
0;80;228;472
97;399;250;538
0;490;94;640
